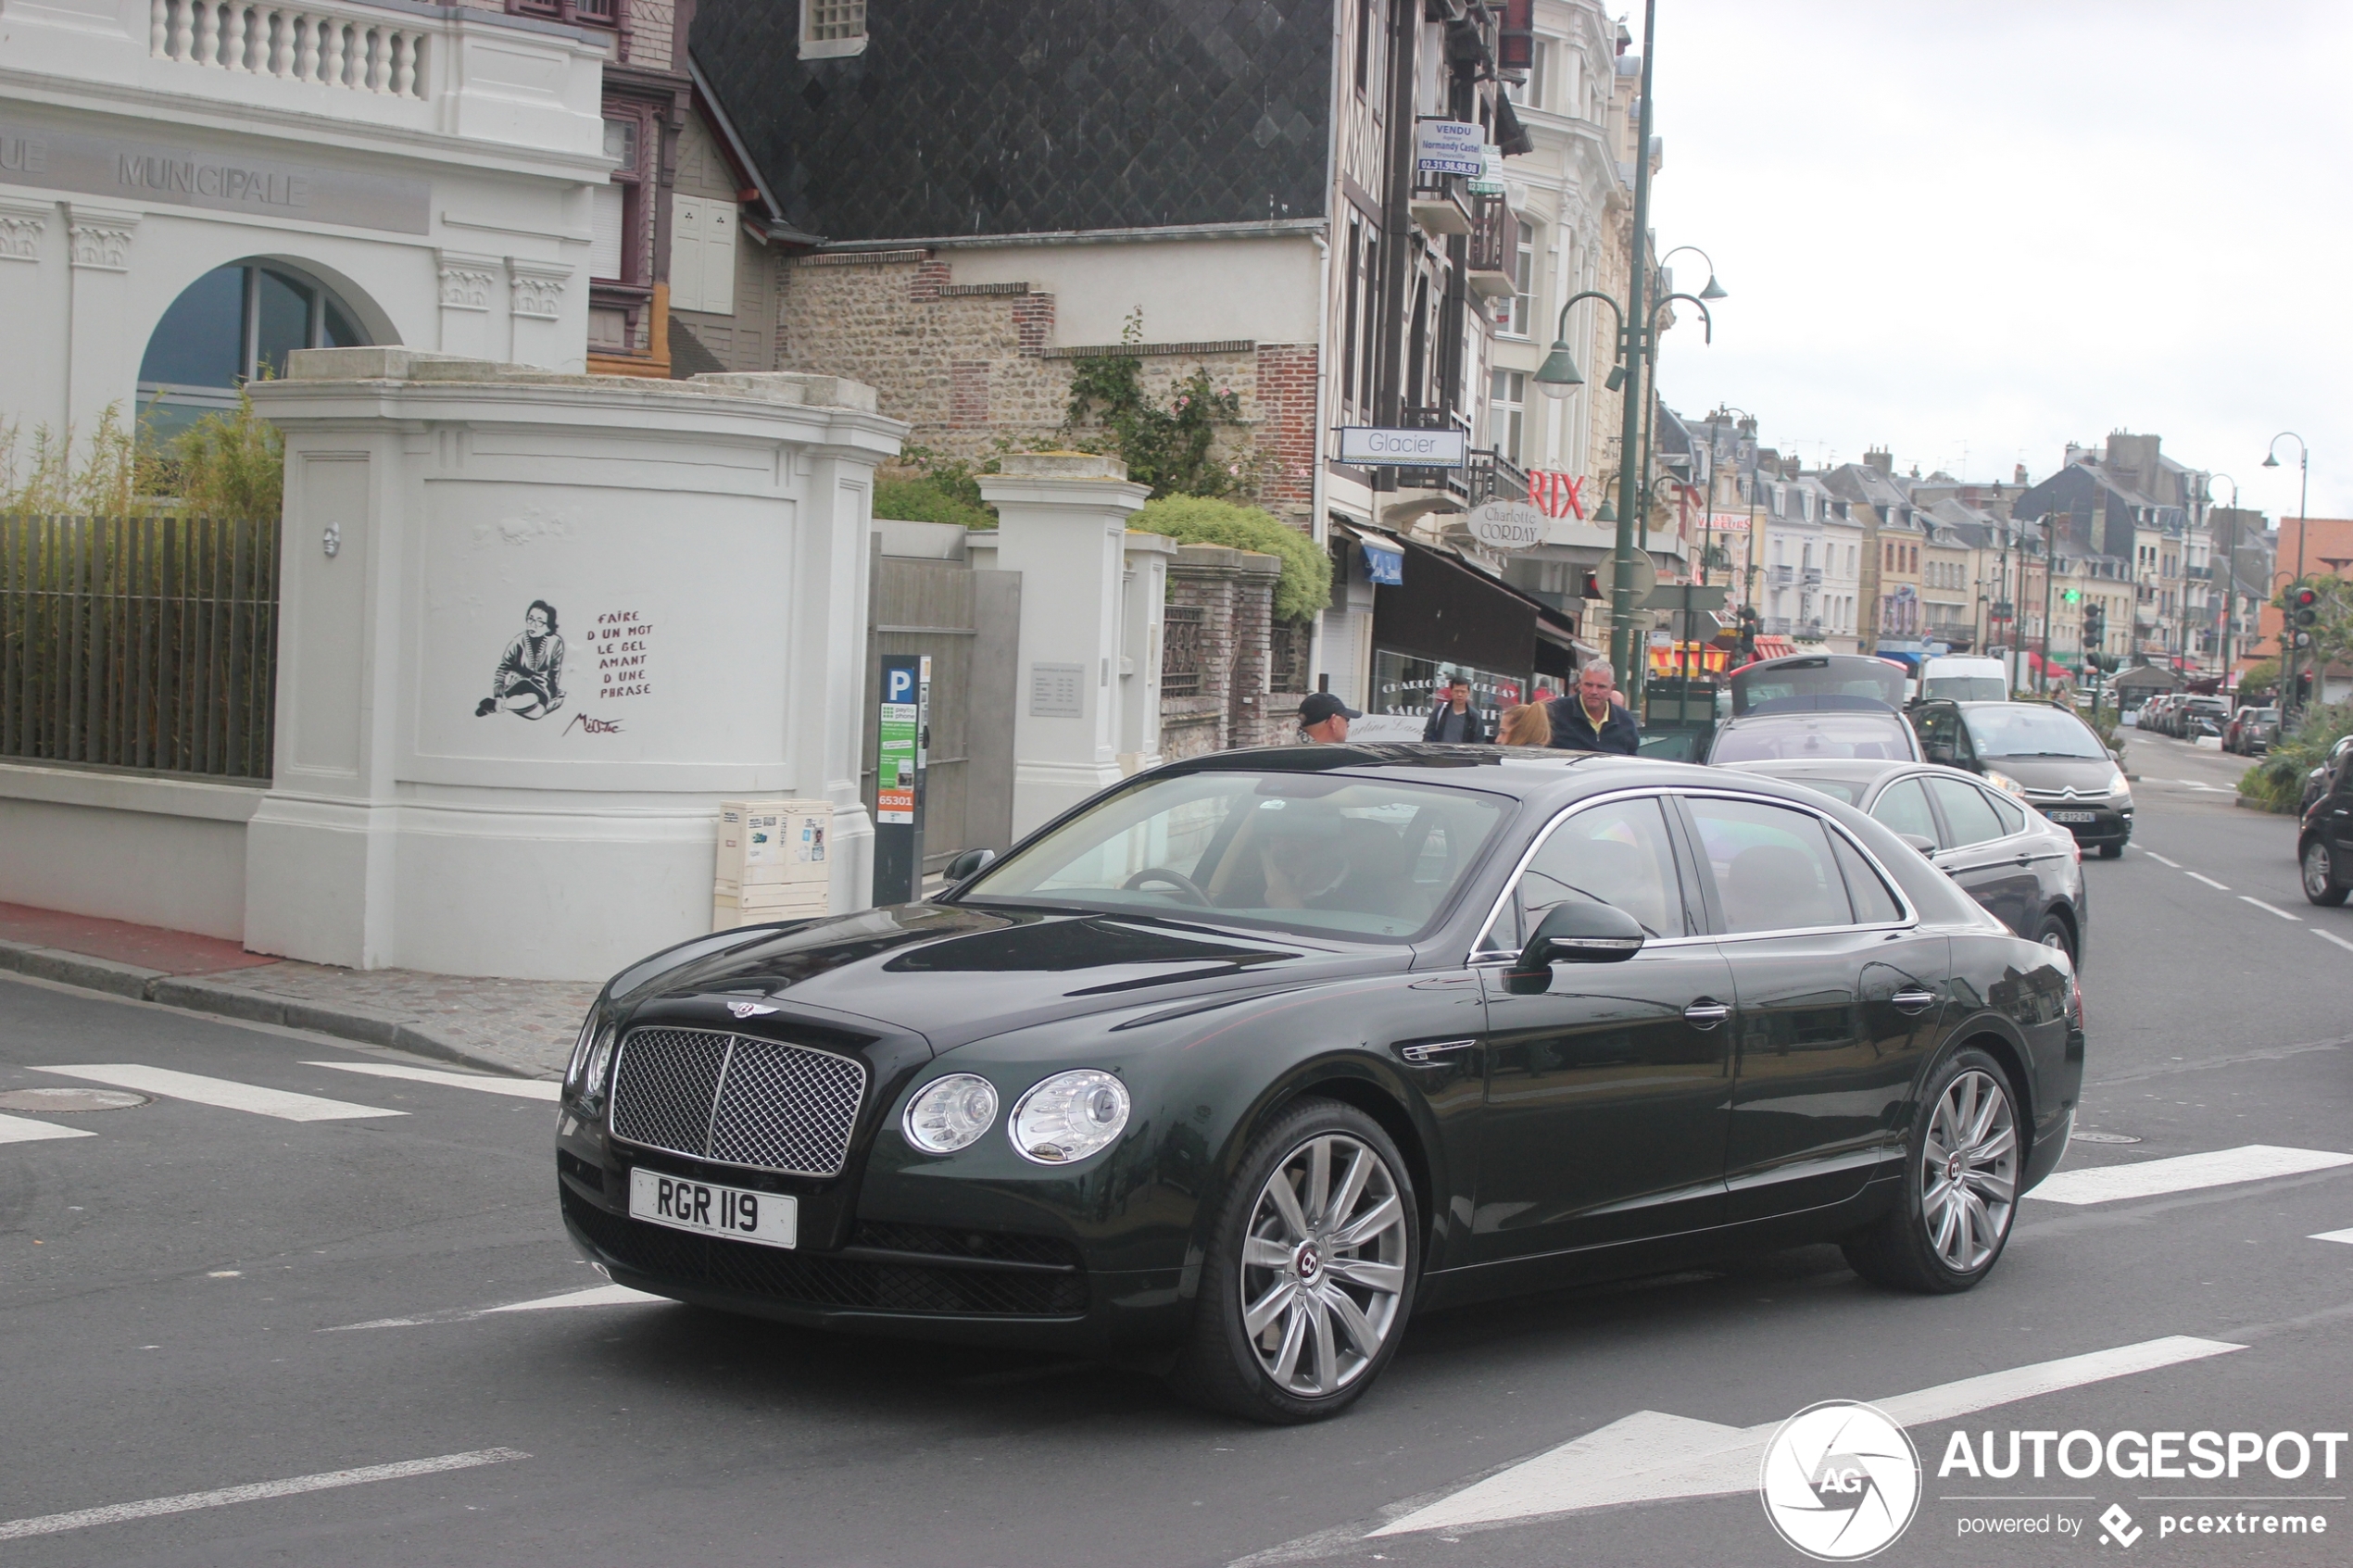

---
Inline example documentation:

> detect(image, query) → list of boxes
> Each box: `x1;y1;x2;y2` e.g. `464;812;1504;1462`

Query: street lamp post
2209;472;2238;689
2263;433;2309;715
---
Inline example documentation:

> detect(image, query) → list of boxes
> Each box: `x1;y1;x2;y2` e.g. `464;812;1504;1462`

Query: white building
1;0;610;447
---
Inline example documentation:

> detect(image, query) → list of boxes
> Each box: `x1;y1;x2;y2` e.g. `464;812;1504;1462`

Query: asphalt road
2;734;2347;1567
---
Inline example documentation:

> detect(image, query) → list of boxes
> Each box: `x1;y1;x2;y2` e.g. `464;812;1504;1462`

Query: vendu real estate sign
1414;119;1483;177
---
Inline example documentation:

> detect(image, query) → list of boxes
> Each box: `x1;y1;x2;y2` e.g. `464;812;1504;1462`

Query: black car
1913;700;2133;856
2301;757;2353;906
556;746;2084;1424
1726;759;2091;963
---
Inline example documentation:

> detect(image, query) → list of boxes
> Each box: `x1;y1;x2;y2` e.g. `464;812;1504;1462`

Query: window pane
1512;797;1686;943
1870;778;1938;843
138;265;245;388
1686;797;1853;934
1831;832;1904;923
601;117;637;172
323;295;366;349
1984;789;2025;836
1927;775;2006;847
254;268;312;379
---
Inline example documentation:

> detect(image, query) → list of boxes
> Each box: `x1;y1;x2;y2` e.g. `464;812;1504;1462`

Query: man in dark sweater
1422;676;1490;743
1547;659;1641;754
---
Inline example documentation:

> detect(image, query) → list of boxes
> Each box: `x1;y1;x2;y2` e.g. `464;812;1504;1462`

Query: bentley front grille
608;1026;865;1178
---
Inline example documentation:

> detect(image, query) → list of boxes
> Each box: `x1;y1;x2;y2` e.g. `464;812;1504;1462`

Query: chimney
1865;448;1894;477
2014;462;2028;485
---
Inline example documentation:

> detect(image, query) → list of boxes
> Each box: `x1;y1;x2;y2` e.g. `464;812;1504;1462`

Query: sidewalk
0;902;594;1080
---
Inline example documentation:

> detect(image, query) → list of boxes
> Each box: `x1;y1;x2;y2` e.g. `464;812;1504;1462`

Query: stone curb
0;943;535;1080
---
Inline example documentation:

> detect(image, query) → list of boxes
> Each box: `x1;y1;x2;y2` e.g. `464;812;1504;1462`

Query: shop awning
1751;635;1797;661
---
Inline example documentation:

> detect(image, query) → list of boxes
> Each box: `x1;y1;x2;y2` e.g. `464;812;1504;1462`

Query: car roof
1157;744;1840;809
1724;758;1921;784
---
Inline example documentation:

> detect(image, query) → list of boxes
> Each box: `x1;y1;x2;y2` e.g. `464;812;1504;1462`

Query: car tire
1171;1098;1420;1424
2303;838;2351;908
2097;842;2123;859
1842;1046;2022;1295
2033;913;2075;966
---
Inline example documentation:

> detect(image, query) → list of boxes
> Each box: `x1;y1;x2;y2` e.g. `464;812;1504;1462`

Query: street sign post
873;655;928;905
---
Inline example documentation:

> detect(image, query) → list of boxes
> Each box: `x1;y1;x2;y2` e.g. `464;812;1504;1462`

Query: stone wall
1159;545;1309;760
777;250;1318;523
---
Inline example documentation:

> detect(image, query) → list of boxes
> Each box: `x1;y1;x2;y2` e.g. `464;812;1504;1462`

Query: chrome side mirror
944;847;998;885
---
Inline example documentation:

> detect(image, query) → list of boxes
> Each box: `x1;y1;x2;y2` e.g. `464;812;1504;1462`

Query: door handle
1682;1001;1730;1029
1398;1038;1477;1064
1891;988;1938;1014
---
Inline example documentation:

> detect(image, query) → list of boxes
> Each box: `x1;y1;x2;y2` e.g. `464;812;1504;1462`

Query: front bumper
2027;799;2132;846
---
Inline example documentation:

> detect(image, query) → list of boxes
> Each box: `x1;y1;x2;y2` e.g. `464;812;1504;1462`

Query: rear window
1710;712;1914;764
1923;675;2007;701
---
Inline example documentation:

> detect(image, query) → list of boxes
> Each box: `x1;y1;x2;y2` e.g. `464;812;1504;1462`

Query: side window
1507;797;1689;945
1927;775;2007;847
1982;787;2026;837
1830;832;1905;924
1685;797;1856;935
1870;778;1939;843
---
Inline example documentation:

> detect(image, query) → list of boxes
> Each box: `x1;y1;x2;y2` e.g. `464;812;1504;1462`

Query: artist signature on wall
563;713;623;736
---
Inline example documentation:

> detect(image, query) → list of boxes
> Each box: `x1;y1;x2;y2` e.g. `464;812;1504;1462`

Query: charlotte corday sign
0;120;429;234
1415;119;1483;177
1338;426;1469;468
1465;500;1547;554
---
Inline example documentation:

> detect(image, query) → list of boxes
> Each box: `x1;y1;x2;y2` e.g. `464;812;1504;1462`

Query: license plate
628;1167;797;1249
2045;810;2097;823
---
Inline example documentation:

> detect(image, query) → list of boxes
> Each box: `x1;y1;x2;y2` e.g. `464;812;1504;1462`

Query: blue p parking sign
886;667;915;704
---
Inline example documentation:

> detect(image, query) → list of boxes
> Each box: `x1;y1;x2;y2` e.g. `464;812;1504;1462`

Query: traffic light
2294;584;2322;627
2082;603;2105;650
1579;570;1604;599
2061;589;2081;604
2298;670;2315;701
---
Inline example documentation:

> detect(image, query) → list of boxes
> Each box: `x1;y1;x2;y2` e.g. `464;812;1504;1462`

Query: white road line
0;1111;96;1144
2240;896;2303;922
2314;928;2353;956
1366;1336;2242;1537
2185;871;2232;891
2311;1228;2353;1246
29;1064;400;1123
323;1282;666;1331
301;1060;561;1100
2031;1144;2353;1206
0;1447;529;1542
2144;851;2183;868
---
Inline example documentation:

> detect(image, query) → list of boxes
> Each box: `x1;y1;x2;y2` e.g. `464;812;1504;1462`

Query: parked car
1727;759;2091;963
2225;707;2281;756
2177;696;2230;741
1911;700;2133;856
555;746;2082;1423
2303;754;2353;906
2304;734;2353;814
1707;651;1923;765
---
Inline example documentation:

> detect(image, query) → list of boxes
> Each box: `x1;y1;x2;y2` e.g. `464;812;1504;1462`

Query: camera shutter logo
1758;1400;1921;1561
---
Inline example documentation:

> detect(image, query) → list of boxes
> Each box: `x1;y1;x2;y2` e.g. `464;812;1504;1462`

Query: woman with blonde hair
1497;701;1552;747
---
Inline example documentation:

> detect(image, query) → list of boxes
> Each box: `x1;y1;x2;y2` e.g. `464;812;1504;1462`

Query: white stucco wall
0;767;258;938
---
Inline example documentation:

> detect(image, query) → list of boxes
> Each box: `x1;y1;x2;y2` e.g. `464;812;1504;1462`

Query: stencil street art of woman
475;599;566;720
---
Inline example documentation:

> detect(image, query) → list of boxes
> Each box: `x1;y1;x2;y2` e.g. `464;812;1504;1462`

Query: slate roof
691;0;1334;244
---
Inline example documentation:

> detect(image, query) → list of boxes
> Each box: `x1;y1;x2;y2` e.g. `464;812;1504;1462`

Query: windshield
1961;705;2107;759
1731;657;1906;715
1923;675;2007;701
959;771;1510;941
1710;713;1912;763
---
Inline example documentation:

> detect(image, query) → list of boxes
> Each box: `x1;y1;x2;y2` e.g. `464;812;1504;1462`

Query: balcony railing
1802;566;1823;587
1467;197;1517;299
1408;169;1472;237
1463;447;1529;506
1768;564;1793;586
151;0;435;98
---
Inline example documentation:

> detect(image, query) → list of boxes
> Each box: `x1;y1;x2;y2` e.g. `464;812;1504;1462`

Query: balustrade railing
149;0;433;99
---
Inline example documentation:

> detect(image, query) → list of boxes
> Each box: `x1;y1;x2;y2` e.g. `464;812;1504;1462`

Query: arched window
138;261;371;437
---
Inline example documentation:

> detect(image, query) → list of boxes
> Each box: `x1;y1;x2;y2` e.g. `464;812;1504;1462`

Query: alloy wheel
1919;1070;2018;1273
1239;1133;1407;1398
2305;842;2335;900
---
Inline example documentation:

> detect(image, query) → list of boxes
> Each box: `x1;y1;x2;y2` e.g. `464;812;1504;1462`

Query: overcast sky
1642;0;2352;521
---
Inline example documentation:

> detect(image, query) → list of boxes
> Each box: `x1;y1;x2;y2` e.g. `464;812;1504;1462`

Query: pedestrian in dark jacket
1547;659;1641;754
1422;676;1489;743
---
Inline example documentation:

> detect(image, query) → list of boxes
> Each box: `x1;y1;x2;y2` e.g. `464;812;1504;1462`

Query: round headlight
1010;1070;1131;1165
902;1073;1000;1154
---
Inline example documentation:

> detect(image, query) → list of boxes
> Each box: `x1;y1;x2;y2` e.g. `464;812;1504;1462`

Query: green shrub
2240;700;2353;809
874;475;995;530
1131;495;1329;622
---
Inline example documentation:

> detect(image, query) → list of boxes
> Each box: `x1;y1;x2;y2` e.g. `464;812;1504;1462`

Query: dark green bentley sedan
556;746;2085;1423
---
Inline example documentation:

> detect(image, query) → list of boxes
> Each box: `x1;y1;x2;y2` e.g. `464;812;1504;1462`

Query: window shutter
669;194;704;311
590;184;624;282
701;201;736;317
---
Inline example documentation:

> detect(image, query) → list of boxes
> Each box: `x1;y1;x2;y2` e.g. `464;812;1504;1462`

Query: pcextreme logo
1759;1400;1923;1561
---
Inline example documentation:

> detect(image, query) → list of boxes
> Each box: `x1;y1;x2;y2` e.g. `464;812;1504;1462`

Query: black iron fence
0;513;281;780
1161;603;1209;697
1270;619;1310;693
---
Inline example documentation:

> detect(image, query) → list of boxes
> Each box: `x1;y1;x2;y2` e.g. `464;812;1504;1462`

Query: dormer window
801;0;869;58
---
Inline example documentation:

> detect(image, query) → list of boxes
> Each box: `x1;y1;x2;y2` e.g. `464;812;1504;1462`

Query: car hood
1986;754;2120;794
610;902;1407;1051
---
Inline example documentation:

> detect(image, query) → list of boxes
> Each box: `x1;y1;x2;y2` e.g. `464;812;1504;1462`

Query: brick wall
1160;546;1300;760
778;250;1315;522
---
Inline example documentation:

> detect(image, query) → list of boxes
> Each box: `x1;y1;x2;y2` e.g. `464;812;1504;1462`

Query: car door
1923;774;2042;938
1913;701;1980;775
1680;791;1951;1222
1471;793;1738;1260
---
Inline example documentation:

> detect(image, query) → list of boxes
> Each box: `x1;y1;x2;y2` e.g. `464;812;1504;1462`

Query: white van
1918;655;2010;703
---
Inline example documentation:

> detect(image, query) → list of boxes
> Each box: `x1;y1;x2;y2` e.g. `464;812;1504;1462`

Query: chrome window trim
1470;783;1932;964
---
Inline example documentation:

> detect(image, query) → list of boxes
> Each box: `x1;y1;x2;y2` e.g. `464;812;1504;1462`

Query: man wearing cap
1547;659;1641;754
1297;692;1359;744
